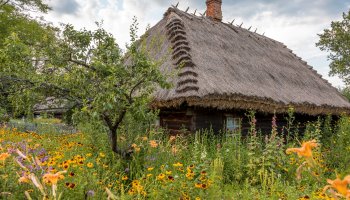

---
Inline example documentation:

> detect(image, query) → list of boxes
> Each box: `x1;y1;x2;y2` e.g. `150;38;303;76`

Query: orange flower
149;140;158;148
172;145;178;155
286;140;318;158
19;175;30;183
42;171;66;185
169;136;176;143
0;153;10;161
323;175;350;197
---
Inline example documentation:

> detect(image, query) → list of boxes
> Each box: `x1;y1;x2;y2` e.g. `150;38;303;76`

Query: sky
42;0;350;88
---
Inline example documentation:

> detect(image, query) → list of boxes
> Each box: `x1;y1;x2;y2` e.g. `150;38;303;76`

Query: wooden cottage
142;0;350;134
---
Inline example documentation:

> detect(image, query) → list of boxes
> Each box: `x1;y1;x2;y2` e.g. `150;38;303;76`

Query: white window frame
225;115;241;131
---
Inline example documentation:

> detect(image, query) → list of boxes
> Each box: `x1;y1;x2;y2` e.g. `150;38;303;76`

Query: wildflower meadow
1;112;350;200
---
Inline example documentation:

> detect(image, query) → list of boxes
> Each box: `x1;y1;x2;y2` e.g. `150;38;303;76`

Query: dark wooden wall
194;109;223;134
159;107;319;135
159;108;194;134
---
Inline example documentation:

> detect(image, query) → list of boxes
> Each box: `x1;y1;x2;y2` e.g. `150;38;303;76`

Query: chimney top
206;0;222;21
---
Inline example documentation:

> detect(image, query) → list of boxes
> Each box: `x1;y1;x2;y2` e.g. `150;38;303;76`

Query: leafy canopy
0;17;169;155
0;0;50;13
0;0;55;115
317;10;350;84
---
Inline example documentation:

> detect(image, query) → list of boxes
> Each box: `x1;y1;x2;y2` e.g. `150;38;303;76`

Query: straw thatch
144;7;350;115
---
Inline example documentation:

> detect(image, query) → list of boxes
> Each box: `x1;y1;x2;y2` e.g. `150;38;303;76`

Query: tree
0;1;54;116
0;19;169;156
317;10;350;84
0;0;50;13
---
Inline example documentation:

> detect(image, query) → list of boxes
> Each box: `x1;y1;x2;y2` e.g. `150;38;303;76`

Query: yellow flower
166;171;172;175
186;172;194;180
128;188;135;195
42;171;65;185
132;180;140;187
157;173;165;181
86;153;92;157
149;140;158;148
195;183;202;188
122;176;128;181
87;162;94;168
0;153;10;161
147;174;153;177
147;167;154;171
195;197;201;200
286;140;318;158
99;152;105;158
323;175;350;197
201;183;208;189
173;162;183;167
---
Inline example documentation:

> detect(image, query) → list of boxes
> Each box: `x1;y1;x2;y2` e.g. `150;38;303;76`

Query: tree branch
68;54;97;72
112;109;126;131
128;78;145;103
0;0;10;7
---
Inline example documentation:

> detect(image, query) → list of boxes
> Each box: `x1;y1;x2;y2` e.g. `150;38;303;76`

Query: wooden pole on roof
185;7;189;12
248;26;252;31
229;19;235;25
239;22;243;27
172;2;179;8
193;9;197;15
254;28;257;33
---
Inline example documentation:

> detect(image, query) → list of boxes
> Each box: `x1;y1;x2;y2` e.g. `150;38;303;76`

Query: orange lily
286;139;319;180
149;140;158;148
18;175;30;183
286;140;318;158
42;171;66;185
0;152;10;161
323;175;350;199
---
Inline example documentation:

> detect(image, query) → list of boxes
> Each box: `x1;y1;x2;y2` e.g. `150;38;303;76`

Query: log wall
159;107;319;135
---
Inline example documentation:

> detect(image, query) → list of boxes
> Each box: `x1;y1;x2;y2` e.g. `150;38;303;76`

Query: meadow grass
0;115;350;199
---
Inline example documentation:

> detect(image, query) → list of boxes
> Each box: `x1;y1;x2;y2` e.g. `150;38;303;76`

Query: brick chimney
206;0;222;21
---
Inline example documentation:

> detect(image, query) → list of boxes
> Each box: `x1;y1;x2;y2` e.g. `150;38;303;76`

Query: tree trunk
103;110;132;158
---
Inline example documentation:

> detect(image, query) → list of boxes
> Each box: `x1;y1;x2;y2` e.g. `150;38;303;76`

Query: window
154;117;160;127
225;115;241;131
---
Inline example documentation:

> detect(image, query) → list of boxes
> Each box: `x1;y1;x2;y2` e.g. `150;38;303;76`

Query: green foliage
324;115;350;174
0;0;50;13
1;17;169;155
339;86;350;101
317;9;350;84
0;1;56;117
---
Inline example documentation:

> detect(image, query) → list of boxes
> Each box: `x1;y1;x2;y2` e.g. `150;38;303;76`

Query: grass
0;114;350;199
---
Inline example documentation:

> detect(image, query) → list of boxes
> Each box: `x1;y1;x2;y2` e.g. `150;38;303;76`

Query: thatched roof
144;7;350;115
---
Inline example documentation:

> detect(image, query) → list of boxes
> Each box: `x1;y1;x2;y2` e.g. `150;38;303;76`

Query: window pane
226;116;240;131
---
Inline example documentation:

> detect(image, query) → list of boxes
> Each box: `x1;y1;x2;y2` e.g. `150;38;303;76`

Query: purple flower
124;168;130;173
87;190;95;196
7;148;16;154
